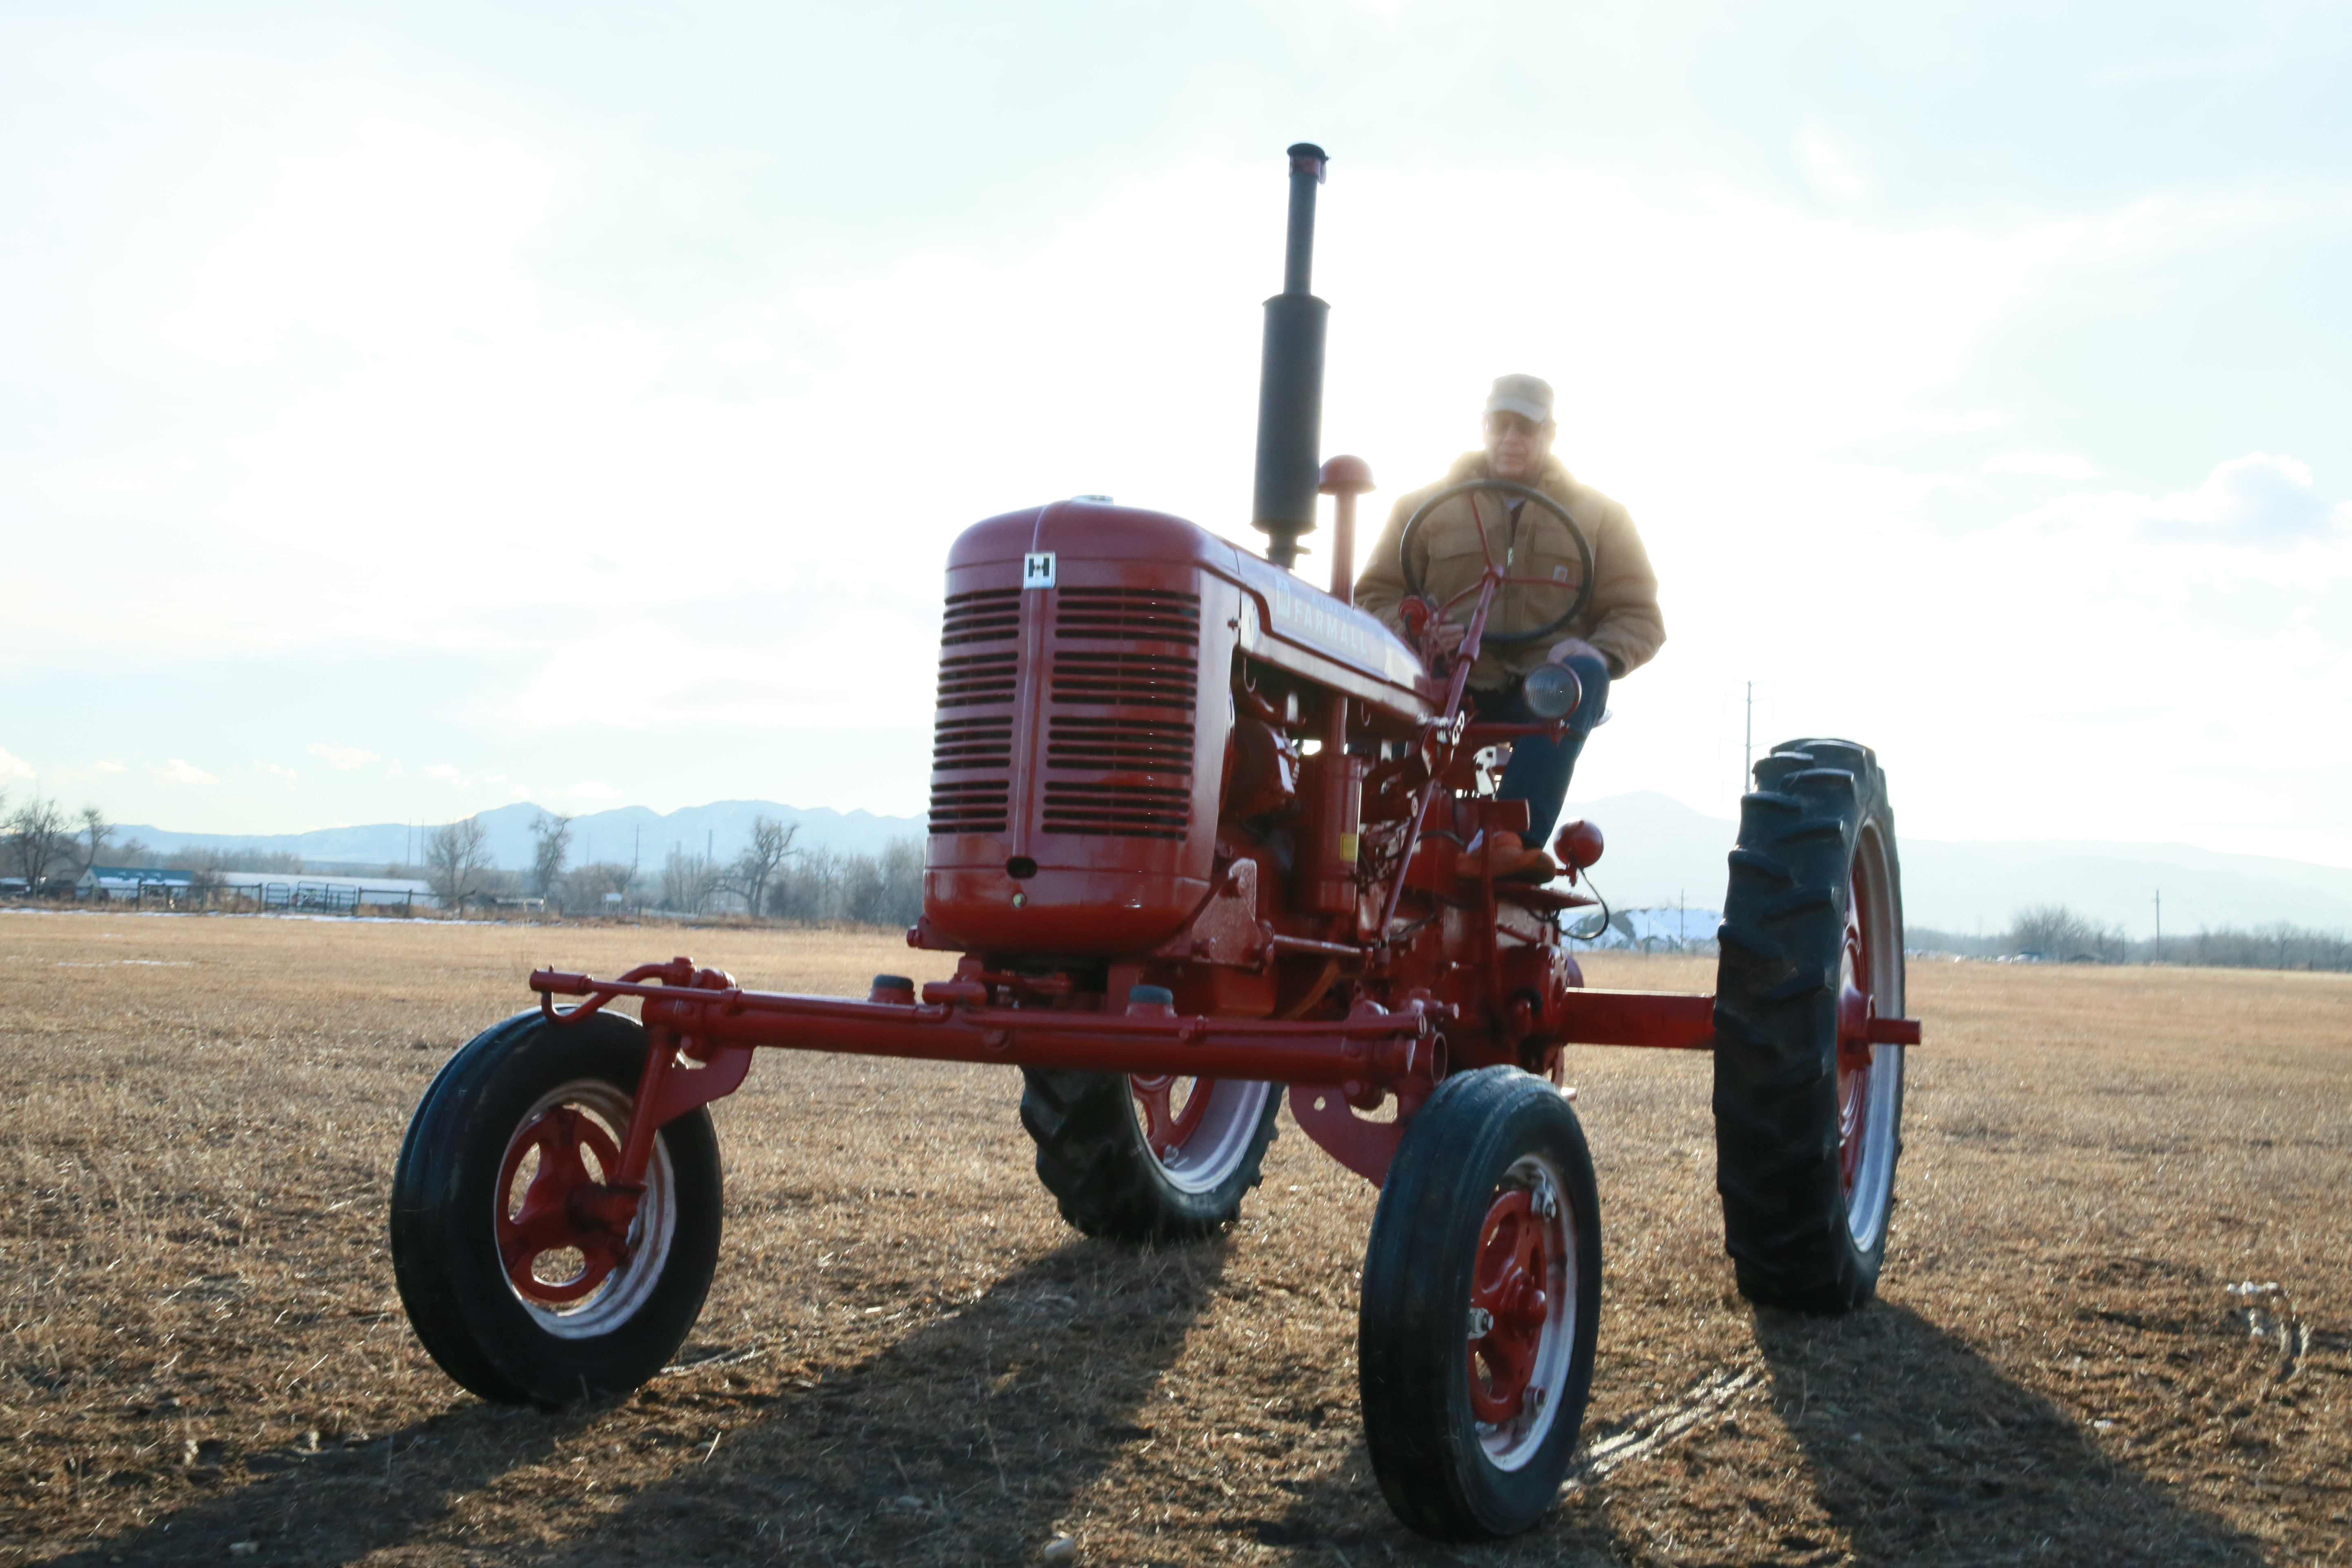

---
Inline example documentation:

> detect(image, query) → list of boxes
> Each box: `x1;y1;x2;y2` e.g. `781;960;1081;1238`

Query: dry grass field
2;910;2347;1566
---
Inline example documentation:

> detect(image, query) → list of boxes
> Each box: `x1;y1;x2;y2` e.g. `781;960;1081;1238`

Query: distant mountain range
118;792;2352;937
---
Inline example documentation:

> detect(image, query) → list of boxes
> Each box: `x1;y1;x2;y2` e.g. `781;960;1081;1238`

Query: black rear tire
390;1010;723;1406
1713;737;1908;1314
1018;1070;1279;1243
1359;1067;1602;1541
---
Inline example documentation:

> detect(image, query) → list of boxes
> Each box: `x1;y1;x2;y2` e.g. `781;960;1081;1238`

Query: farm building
75;866;198;902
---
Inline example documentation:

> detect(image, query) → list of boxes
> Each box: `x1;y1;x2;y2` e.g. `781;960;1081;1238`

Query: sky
4;1;2349;864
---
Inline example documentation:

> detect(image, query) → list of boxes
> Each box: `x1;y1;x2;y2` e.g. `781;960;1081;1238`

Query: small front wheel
390;1010;723;1406
1359;1066;1601;1541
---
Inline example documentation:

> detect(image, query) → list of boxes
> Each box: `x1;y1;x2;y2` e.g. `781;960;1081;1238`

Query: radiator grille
935;650;1018;708
929;590;1020;837
1046;714;1192;775
928;780;1010;835
1049;650;1196;710
932;716;1013;772
941;588;1022;646
929;578;1206;846
1054;587;1201;645
1042;781;1190;840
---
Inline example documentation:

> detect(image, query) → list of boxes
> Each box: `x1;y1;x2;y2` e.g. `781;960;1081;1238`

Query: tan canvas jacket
1353;450;1665;690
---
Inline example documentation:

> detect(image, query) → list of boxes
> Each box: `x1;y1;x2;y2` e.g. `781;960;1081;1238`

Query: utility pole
2153;889;2162;958
1743;681;1754;790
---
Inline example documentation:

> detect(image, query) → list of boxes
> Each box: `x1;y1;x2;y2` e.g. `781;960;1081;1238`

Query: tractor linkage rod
531;962;1740;1066
533;962;1447;1082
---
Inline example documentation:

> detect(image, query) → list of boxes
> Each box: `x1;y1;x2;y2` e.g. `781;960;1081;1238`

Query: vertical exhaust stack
1251;143;1329;571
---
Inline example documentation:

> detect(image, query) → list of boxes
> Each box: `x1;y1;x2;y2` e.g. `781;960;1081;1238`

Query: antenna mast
1743;681;1754;789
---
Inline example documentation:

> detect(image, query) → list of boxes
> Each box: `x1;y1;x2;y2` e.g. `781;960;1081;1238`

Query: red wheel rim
1466;1188;1552;1425
1124;1076;1277;1196
1834;870;1872;1203
1835;844;1878;1198
497;1104;629;1305
1128;1074;1217;1162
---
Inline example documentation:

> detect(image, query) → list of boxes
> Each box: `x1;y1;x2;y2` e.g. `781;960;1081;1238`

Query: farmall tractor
390;144;1920;1541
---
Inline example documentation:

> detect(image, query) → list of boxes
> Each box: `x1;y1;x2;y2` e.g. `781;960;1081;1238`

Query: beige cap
1485;373;1554;425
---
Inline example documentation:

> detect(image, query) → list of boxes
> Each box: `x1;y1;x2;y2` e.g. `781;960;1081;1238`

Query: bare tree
566;860;635;912
7;795;72;894
529;811;575;901
874;838;922;927
727;816;796;915
425;816;494;915
767;847;841;922
75;806;111;878
2008;904;2102;962
659;846;720;915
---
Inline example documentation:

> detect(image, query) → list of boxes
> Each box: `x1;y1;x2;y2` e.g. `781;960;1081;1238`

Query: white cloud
1988;452;2348;563
307;743;379;770
0;747;34;781
2137;453;2344;548
154;758;218;785
567;781;621;800
509;784;532;799
424;763;461;780
256;761;298;784
92;760;127;774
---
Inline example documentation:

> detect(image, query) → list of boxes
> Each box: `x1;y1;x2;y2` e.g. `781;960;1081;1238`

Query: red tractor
390;144;1919;1541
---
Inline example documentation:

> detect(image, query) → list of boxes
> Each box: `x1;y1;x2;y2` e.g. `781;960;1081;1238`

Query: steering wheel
1398;479;1595;647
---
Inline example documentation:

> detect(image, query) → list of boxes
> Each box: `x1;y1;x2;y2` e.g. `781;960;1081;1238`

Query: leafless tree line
1909;902;2351;971
506;811;920;928
641;818;920;927
762;840;922;927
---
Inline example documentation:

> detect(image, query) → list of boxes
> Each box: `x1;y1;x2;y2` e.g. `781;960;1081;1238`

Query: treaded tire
1018;1069;1279;1243
390;1009;723;1406
1359;1067;1601;1541
1713;737;1908;1314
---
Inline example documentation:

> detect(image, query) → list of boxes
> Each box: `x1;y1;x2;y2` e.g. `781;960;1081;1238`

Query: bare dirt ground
2;911;2346;1566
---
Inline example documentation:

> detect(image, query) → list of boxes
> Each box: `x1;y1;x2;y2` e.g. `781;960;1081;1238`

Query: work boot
1455;831;1558;884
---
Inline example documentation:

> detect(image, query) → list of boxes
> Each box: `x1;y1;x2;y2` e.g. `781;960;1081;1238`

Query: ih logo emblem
1022;552;1057;590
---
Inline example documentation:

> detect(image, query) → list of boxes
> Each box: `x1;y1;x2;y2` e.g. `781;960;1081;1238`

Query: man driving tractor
1355;373;1665;882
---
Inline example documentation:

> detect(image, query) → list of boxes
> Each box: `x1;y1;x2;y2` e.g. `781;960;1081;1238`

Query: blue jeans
1474;651;1611;848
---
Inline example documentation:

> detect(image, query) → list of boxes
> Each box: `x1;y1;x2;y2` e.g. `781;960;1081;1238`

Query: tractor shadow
1251;1300;2272;1566
38;1241;1228;1566
32;1400;592;1567
1750;1301;2267;1566
523;1236;1232;1564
